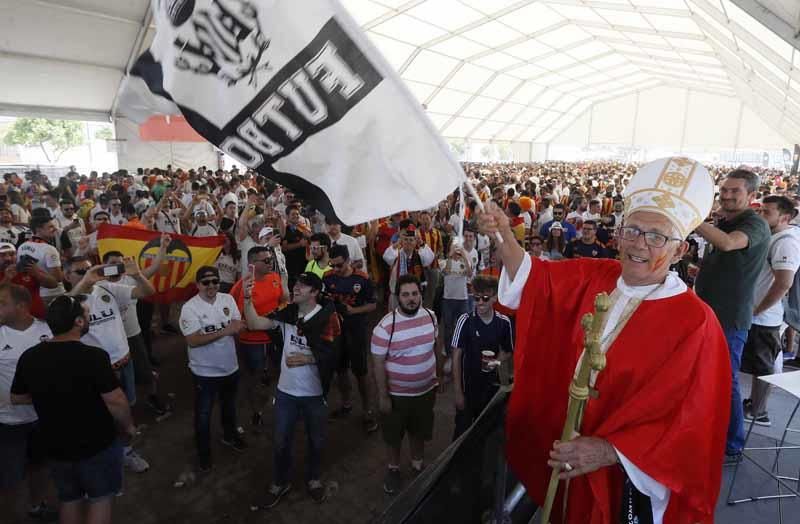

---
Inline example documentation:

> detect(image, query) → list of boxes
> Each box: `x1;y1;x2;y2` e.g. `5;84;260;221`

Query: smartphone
102;263;126;277
248;263;255;281
16;254;38;272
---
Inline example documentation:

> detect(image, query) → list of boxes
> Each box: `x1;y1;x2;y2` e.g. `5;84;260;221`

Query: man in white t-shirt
243;271;342;507
66;254;156;474
0;283;56;521
180;266;246;472
326;217;364;270
439;229;482;357
187;210;219;238
18;214;64;305
743;196;800;426
0;206;25;246
103;241;171;417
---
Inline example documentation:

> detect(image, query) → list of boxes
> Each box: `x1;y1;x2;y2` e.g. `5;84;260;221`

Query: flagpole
463;178;504;245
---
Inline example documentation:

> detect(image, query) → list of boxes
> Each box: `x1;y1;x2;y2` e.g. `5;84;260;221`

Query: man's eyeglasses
619;226;680;248
199;278;220;286
473;294;495;302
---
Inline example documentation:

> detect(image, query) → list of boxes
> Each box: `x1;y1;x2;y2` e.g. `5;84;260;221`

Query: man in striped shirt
371;274;442;495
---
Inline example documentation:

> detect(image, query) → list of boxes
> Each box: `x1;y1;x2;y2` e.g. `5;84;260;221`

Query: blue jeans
273;390;327;486
49;440;123;503
117;359;136;407
725;328;748;454
192;371;239;463
441;298;469;354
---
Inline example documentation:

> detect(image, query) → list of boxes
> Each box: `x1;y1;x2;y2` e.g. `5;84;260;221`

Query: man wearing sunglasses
179;266;246;473
450;275;513;440
323;245;377;431
480;158;731;524
538;203;577;242
229;246;288;429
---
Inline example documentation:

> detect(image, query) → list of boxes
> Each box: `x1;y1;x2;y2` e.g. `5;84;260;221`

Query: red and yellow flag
97;224;224;304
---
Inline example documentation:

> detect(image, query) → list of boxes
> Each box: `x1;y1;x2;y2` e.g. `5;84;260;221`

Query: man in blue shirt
538;204;576;241
450;275;514;440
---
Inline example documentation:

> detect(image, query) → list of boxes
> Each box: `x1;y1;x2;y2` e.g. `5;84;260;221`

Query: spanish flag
96;224;224;304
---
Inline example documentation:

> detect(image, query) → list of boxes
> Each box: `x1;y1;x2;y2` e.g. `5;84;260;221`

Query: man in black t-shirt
323;245;378;431
564;220;607;259
11;295;135;524
281;205;311;287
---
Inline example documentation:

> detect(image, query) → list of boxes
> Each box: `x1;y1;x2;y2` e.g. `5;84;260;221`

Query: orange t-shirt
230;273;283;343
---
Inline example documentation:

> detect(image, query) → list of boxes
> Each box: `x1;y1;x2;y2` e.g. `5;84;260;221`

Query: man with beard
371;275;442;495
305;234;331;279
11;295;135;524
694;169;771;463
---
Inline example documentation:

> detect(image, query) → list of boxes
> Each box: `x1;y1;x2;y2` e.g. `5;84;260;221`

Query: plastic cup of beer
481;350;497;372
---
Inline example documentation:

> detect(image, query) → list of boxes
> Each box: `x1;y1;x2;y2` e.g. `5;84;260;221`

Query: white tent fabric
0;0;798;150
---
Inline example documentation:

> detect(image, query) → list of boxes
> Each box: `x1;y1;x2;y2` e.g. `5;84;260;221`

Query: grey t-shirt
695;209;770;330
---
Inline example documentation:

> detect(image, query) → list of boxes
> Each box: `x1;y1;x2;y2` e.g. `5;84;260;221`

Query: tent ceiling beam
0;49;123;73
730;0;800;51
0;102;109;122
28;0;141;26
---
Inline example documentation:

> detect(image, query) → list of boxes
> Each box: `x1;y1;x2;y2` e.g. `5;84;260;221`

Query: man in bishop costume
479;157;731;524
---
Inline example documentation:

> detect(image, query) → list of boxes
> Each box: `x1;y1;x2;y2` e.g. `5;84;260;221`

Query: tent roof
1;0;799;145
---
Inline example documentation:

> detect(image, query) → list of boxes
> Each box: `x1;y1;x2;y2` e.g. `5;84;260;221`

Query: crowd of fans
0;160;799;523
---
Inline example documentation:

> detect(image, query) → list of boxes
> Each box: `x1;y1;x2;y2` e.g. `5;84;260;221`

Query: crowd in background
1;159;799;523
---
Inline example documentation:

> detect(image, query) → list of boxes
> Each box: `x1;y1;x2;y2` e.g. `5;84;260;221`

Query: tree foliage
3;118;85;163
95;127;113;140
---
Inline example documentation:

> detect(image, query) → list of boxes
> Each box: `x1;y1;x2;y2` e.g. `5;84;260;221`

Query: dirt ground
116;321;457;524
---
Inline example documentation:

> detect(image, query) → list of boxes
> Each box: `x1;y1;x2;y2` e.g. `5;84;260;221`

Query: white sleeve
498;254;532;310
419;244;435;266
771;235;800;272
615;448;670;524
179;303;201;336
383;246;398;265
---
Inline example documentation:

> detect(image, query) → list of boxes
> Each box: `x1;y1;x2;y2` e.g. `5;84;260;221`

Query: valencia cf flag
96;224;224;303
121;0;466;225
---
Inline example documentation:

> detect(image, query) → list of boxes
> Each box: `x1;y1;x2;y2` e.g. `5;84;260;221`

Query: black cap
195;265;219;282
295;272;323;291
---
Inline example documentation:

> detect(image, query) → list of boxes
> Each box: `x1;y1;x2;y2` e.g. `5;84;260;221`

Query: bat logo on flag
165;0;271;86
139;237;193;293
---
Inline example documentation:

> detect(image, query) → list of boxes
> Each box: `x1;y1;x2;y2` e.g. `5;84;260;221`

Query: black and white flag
123;0;466;224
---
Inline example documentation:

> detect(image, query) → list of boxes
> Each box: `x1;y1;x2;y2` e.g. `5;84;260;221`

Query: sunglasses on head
473;294;495;302
200;278;220;286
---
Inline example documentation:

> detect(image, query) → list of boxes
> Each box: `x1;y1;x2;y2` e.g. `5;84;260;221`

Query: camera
102;263;126;277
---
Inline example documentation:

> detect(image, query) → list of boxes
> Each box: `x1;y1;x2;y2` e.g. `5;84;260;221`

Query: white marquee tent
1;0;799;164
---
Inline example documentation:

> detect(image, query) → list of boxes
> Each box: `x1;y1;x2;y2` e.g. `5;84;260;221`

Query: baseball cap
195;265;219;282
193;208;208;216
258;227;274;238
549;221;564;231
0;242;15;253
295;272;323;291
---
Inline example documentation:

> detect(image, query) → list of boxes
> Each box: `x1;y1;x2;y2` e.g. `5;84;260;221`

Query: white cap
0;242;15;253
258;227;274;238
623;157;714;239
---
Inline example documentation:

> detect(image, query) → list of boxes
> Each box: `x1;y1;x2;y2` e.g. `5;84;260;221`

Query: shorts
0;421;45;489
239;342;268;373
49;440;123;503
128;333;154;386
116;359;136;407
381;389;436;448
742;324;782;376
338;321;369;377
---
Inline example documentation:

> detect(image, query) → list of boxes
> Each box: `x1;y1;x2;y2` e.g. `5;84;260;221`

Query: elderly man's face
618;211;686;287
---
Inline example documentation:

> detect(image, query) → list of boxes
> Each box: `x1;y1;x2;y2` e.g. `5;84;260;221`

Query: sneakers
723;452;742;467
221;435;247;452
330;405;353;419
147;394;170;417
124;448;150;473
744;412;772;427
308;480;327;503
363;411;379;433
263;484;291;509
383;467;402;495
28;502;58;522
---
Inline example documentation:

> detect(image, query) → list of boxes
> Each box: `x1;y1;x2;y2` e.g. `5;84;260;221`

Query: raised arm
478;202;525;280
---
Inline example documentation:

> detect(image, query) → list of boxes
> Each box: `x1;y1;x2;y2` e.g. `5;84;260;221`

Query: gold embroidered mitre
623;157;714;239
